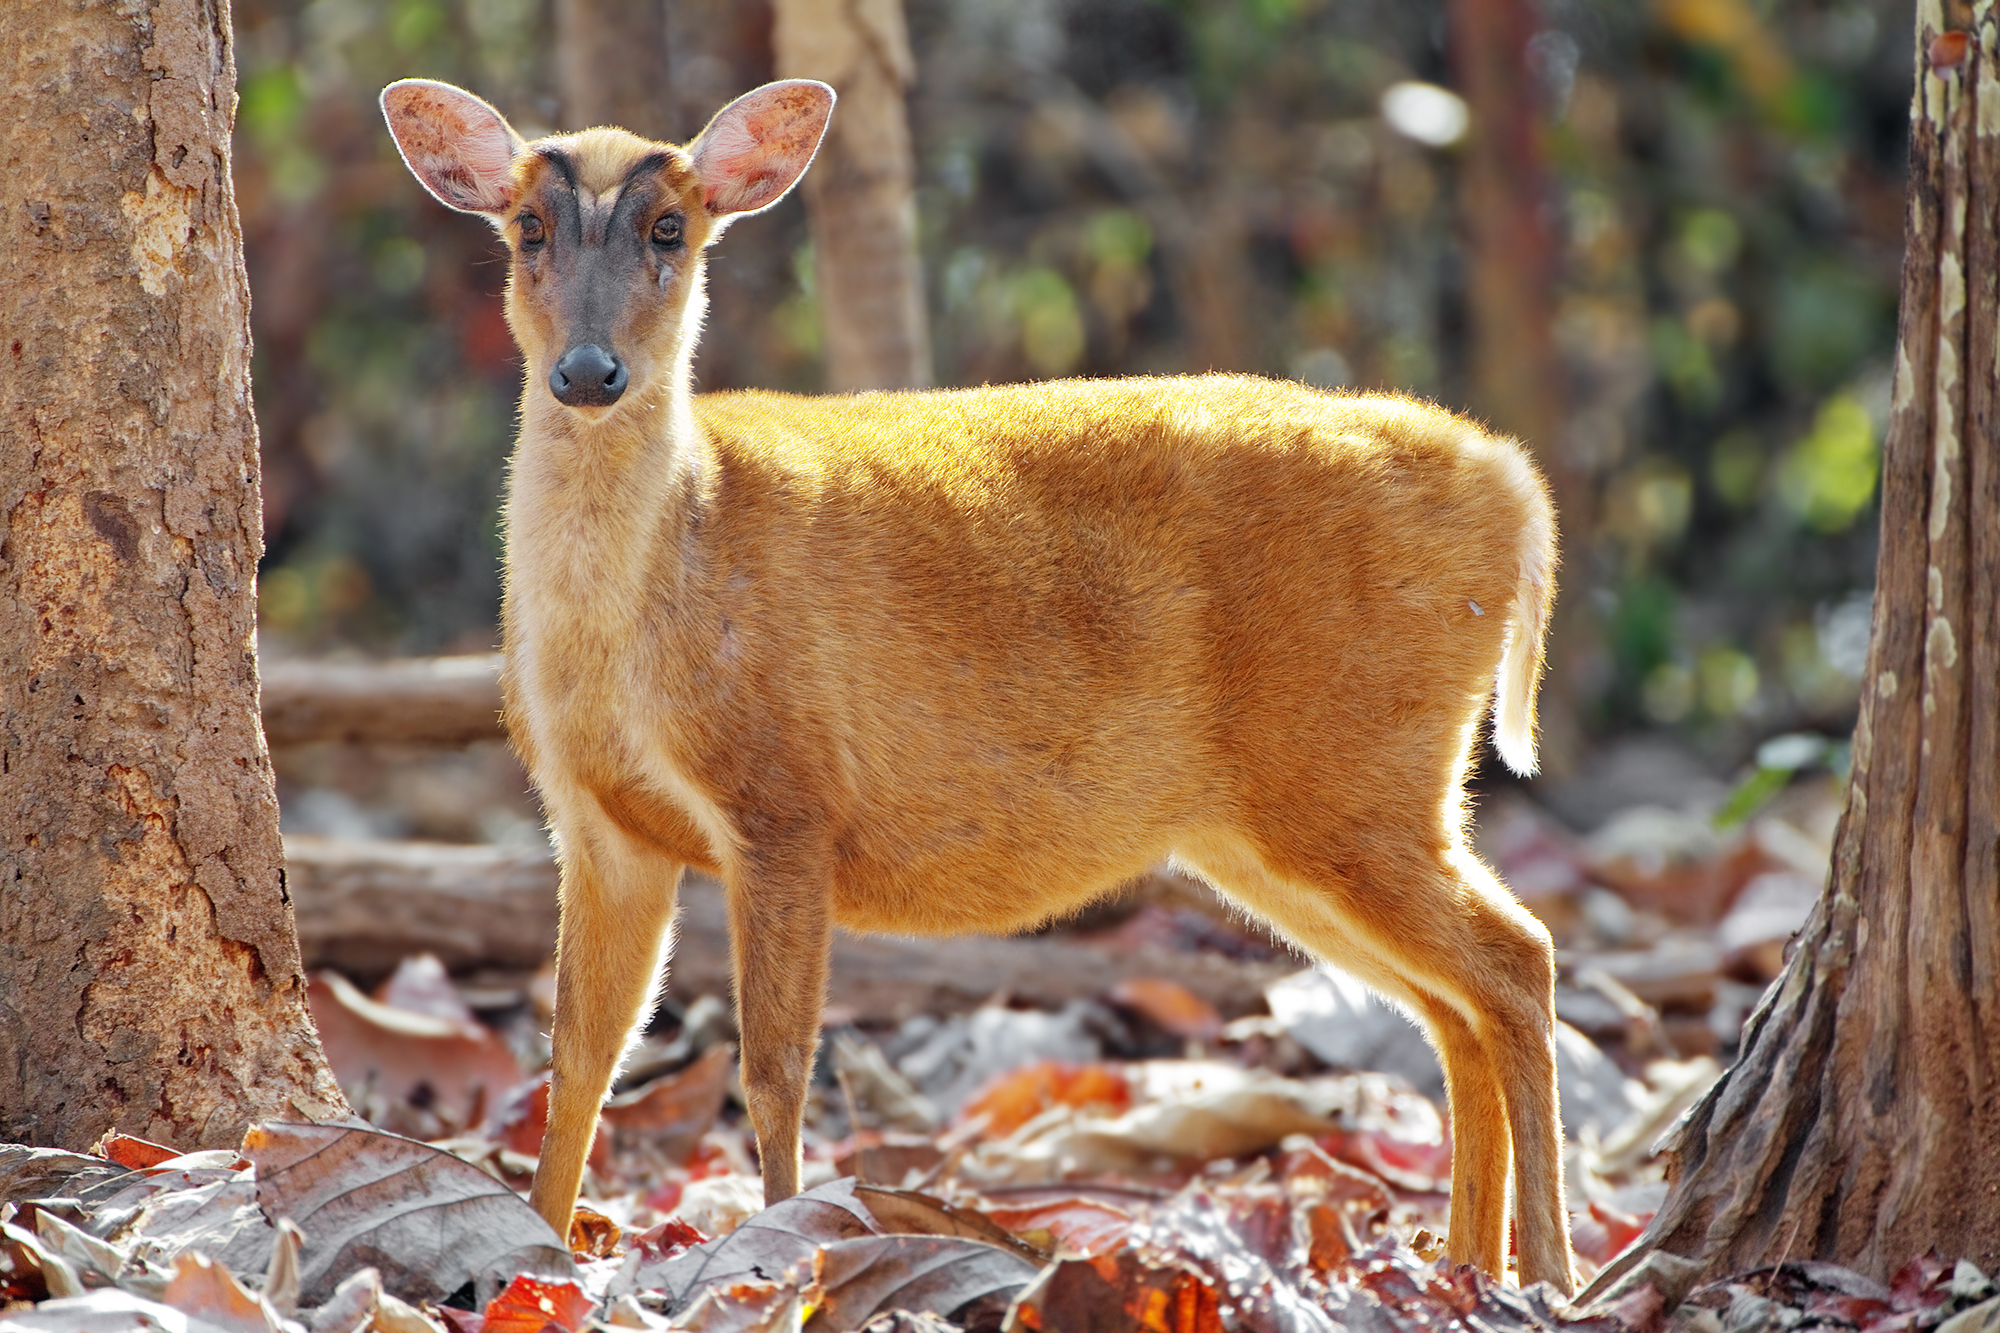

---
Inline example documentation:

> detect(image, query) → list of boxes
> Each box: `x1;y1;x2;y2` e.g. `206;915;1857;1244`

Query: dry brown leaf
308;971;524;1129
616;1178;882;1314
242;1122;572;1307
804;1235;1042;1332
162;1251;281;1333
601;1044;735;1168
849;1187;1046;1263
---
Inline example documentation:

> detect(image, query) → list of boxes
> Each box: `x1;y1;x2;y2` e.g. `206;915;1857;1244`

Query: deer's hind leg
1181;836;1575;1295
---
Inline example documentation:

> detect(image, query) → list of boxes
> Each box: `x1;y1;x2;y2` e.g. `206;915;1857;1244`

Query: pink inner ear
386;83;518;214
694;83;831;216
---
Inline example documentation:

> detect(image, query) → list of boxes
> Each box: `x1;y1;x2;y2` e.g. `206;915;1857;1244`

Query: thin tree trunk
0;0;348;1150
556;0;675;137
1451;0;1588;773
772;0;933;391
1584;1;2000;1305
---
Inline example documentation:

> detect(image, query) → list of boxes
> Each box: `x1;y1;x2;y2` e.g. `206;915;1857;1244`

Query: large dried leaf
804;1235;1041;1332
0;1148;134;1209
0;1287;245;1333
849;1188;1046;1264
619;1180;882;1314
91;1161;274;1279
242;1122;572;1307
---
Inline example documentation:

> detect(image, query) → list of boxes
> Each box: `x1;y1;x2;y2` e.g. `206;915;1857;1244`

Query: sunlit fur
381;78;1575;1294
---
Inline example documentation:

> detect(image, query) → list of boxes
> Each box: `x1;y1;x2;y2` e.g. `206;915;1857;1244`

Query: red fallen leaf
1569;1208;1614;1266
632;1216;708;1262
1806;1293;1891;1326
957;1060;1131;1137
481;1274;596;1333
975;1194;1138;1258
309;970;525;1127
1109;978;1223;1042
567;1205;621;1259
1888;1252;1952;1311
94;1133;182;1170
1316;1127;1451;1192
487;1074;610;1173
1588;1199;1651;1258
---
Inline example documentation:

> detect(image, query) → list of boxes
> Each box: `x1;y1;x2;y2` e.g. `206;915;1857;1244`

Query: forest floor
7;732;1995;1333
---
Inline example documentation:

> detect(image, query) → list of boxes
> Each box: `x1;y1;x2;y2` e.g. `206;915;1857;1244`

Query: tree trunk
0;0;348;1150
556;0;675;138
772;0;933;391
1451;0;1588;773
1584;1;2000;1305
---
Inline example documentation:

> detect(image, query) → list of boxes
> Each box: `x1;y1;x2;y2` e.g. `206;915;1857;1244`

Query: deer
379;76;1575;1293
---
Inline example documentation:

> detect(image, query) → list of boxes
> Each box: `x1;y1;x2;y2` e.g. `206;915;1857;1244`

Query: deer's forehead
514;131;699;210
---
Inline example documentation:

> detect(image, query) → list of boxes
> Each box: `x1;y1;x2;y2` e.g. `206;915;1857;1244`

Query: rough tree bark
0;0;348;1149
1586;0;2000;1304
772;0;933;391
556;0;675;137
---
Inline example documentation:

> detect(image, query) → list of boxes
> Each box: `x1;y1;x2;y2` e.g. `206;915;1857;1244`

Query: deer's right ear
381;79;525;217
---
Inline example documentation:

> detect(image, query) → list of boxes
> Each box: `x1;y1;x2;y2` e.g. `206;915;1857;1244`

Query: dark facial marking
536;145;578;190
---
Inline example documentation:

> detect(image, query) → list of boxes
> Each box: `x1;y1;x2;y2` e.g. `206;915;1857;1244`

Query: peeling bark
0;0;348;1149
1583;0;2000;1304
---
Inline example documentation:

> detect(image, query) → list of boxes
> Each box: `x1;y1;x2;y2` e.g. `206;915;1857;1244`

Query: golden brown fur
380;78;1575;1293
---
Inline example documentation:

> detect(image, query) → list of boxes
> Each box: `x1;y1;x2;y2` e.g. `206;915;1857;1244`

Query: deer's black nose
550;344;628;407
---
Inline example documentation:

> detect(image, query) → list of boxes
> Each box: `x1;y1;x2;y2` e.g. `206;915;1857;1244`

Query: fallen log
283;836;1293;1021
263;655;506;747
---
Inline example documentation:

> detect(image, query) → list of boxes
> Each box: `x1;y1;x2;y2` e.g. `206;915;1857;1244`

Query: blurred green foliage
236;0;1910;765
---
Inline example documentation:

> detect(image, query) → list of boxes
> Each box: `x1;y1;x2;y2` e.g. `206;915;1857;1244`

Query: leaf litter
0;776;1979;1333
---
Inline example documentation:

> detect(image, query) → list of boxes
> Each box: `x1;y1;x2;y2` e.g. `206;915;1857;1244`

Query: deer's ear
381;79;525;216
689;80;834;222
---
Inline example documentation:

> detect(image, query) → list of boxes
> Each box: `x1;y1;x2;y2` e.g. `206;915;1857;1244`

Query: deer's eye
518;214;546;246
651;213;684;248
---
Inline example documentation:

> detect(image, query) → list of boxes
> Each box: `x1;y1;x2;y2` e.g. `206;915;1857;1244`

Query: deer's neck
502;367;712;672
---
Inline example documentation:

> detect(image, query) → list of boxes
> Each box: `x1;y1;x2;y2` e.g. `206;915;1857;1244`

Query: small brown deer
381;78;1575;1292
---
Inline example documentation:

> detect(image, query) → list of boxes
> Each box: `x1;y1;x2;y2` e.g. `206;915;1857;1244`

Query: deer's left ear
689;80;835;223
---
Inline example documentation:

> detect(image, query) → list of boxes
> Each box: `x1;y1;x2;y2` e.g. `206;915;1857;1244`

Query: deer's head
382;79;832;420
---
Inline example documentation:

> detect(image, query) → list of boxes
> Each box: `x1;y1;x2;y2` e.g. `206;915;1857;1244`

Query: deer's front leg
528;833;682;1239
726;843;832;1205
